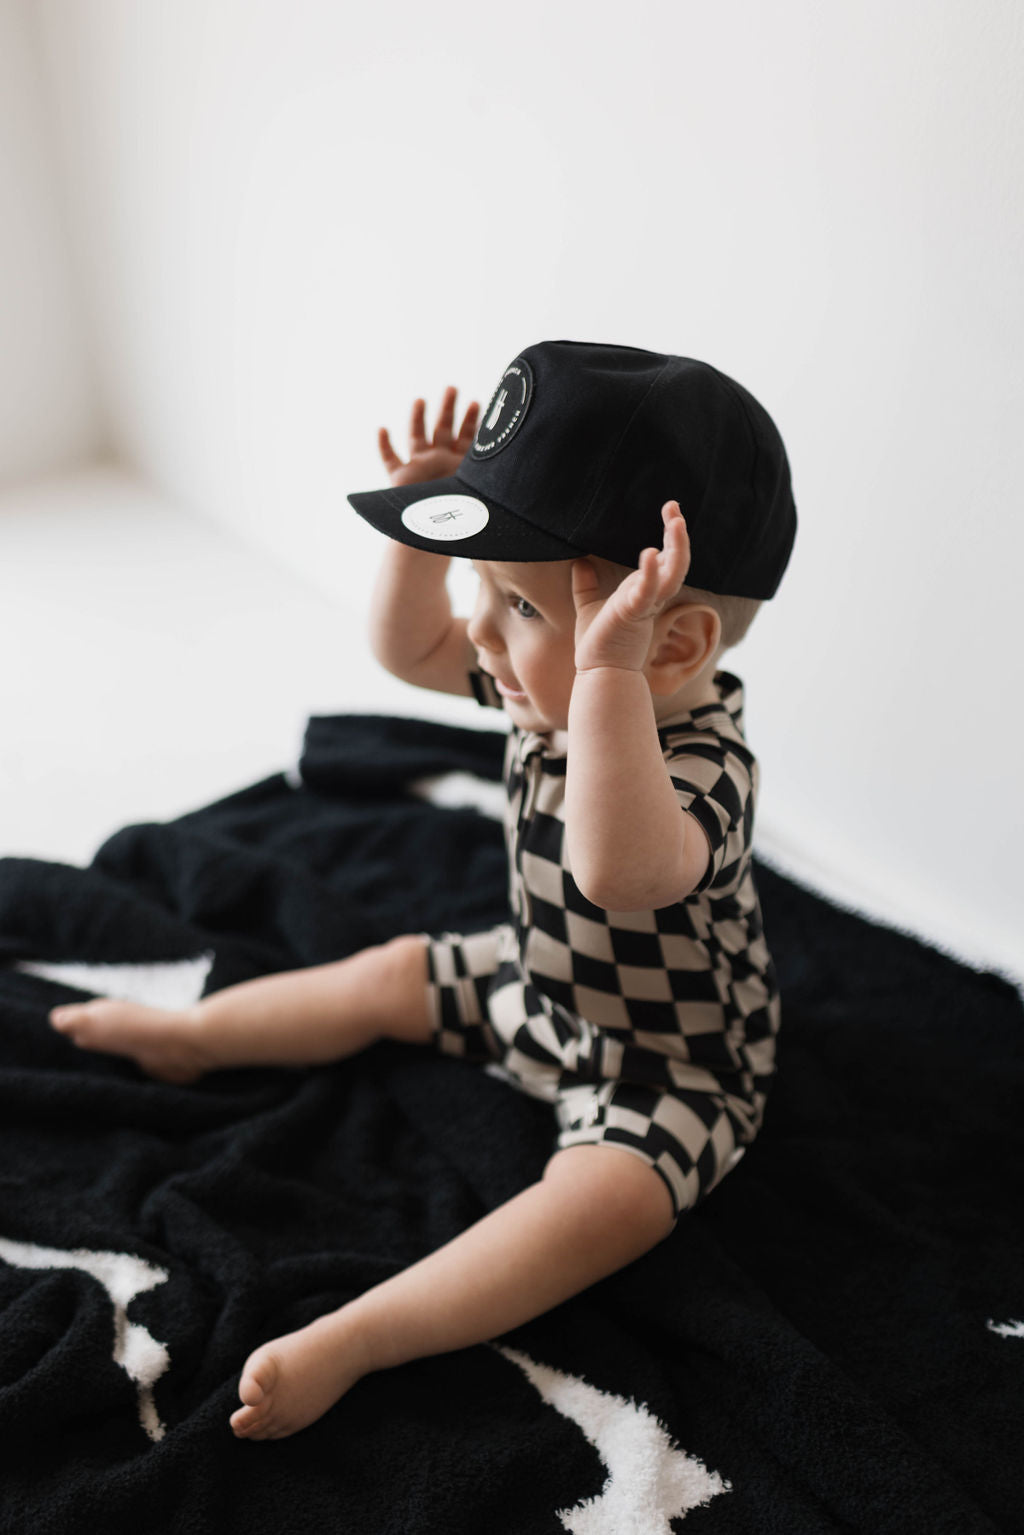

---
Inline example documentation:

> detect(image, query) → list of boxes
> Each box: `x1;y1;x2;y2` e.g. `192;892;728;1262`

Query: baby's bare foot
49;1000;212;1083
230;1311;370;1440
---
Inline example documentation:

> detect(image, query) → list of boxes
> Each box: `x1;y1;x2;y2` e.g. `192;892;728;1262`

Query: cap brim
347;472;582;562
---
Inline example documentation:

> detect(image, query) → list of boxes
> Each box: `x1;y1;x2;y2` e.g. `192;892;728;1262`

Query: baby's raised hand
572;502;692;673
378;387;480;487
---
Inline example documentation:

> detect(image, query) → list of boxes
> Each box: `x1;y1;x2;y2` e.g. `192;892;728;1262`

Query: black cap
348;339;797;599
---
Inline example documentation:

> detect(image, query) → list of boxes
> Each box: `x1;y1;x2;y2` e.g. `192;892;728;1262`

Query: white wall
30;0;1024;976
0;0;100;485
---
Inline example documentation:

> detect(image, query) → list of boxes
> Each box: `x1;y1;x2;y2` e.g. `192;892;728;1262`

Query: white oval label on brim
401;494;490;542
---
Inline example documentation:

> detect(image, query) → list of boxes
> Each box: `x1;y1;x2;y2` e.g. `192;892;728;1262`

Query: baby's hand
378;387;480;487
572;502;692;673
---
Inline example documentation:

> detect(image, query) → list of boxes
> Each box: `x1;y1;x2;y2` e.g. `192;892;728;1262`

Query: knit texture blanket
0;715;1021;1534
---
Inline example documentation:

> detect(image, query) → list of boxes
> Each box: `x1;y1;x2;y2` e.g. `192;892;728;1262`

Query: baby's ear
646;604;721;694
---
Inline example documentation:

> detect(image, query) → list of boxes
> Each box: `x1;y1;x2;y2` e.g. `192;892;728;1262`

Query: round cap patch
400;494;490;543
471;357;533;458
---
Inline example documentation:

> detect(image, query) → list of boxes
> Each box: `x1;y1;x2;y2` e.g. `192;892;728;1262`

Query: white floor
0;465;494;866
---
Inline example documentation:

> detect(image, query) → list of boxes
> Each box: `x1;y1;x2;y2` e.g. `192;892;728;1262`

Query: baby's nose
467;605;503;655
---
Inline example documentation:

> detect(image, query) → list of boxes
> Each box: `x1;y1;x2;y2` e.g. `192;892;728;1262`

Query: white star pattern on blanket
499;1347;730;1531
16;954;214;1010
0;1237;171;1442
987;1318;1024;1340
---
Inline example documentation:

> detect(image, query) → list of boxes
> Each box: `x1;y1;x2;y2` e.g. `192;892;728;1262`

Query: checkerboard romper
425;668;779;1221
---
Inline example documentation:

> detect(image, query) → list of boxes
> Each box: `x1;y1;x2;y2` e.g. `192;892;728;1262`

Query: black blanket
1;715;1021;1534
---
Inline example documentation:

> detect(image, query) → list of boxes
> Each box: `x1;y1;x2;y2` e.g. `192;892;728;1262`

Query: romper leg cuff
424;927;510;1064
555;1080;759;1222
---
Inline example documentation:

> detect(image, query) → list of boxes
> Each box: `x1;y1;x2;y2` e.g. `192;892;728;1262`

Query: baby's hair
592;557;761;654
668;584;762;653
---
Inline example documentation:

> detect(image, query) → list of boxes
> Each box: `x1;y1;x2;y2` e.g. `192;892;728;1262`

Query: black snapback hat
348;339;797;599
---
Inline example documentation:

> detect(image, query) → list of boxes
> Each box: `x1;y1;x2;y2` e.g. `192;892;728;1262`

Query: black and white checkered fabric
426;670;779;1218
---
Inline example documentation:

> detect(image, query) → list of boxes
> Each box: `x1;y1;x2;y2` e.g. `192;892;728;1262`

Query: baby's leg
49;935;433;1082
230;1143;675;1440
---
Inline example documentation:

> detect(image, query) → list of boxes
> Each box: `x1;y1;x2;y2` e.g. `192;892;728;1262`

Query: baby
50;339;797;1441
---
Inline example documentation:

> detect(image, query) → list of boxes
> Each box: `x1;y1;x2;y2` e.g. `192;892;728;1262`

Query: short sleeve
666;738;757;895
469;669;504;710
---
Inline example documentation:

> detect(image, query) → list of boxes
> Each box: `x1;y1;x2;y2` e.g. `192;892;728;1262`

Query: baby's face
468;559;580;733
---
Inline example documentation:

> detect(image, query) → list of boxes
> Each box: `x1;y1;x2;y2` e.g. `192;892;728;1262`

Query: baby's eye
511;596;539;620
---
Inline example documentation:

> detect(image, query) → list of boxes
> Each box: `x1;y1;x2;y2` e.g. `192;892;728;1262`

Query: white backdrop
8;0;1024;975
0;0;98;483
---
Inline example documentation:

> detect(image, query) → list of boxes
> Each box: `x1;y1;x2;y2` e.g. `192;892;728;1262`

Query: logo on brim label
471;357;533;458
401;494;490;542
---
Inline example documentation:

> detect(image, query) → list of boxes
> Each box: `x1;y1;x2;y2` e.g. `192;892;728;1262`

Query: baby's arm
565;503;711;910
368;388;480;697
370;542;475;697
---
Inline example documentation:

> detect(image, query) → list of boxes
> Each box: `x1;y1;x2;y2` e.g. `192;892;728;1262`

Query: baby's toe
50;1004;89;1033
50;1011;101;1050
249;1415;283;1440
230;1402;267;1437
50;1000;120;1045
239;1349;278;1406
232;1349;282;1435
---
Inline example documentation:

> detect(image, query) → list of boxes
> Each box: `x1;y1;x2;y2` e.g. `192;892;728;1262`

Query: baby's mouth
478;662;529;705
